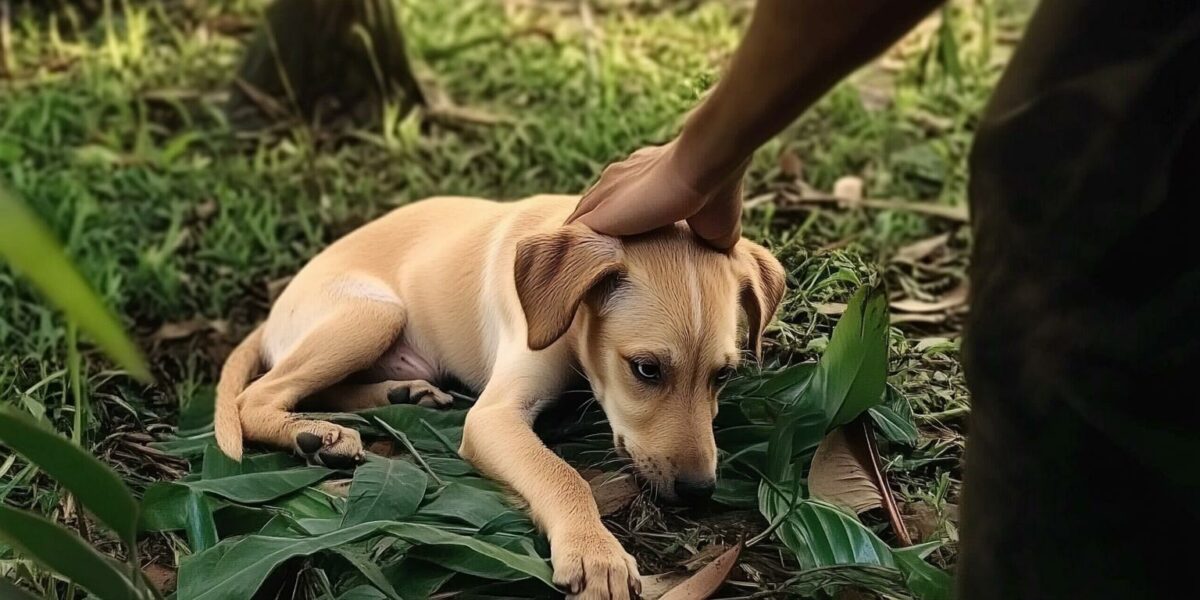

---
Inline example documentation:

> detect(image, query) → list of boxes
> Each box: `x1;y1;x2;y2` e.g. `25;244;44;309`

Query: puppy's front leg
461;367;640;600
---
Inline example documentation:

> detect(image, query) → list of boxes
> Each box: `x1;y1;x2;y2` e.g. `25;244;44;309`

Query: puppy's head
514;224;785;503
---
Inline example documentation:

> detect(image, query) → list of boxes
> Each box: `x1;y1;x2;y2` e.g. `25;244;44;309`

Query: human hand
565;140;746;250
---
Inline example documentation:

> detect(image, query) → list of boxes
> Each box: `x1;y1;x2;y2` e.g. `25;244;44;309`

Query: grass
1;0;1030;597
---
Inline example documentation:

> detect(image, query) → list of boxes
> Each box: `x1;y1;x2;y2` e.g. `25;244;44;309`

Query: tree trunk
229;0;426;127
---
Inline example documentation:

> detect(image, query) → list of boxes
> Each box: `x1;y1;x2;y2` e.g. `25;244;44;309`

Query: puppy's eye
630;359;661;383
714;366;735;385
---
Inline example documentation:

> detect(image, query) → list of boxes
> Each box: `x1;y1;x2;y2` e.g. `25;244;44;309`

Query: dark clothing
960;1;1200;598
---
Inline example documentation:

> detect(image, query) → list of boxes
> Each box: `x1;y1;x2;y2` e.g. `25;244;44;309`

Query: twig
916;406;970;422
0;1;12;78
853;416;912;546
764;192;970;223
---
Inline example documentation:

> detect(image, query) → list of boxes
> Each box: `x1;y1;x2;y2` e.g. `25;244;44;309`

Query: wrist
668;123;749;193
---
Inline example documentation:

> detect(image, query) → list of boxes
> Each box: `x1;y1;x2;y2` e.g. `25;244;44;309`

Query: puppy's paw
552;528;641;600
385;380;453;409
293;422;364;469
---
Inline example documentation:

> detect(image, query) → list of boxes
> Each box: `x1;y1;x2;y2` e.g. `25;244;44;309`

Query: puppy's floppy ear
514;225;623;351
735;241;787;360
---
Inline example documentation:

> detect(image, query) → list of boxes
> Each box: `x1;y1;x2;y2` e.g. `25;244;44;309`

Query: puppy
214;194;785;599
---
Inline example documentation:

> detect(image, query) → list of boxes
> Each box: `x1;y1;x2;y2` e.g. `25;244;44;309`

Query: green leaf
895;544;954;600
183;489;219;553
342;456;428;527
331;547;402;600
869;386;918;446
814;285;890;428
274;486;346;520
0;407;139;550
0;505;143;600
186;466;333;503
382;559;455;599
360;405;467;453
338;585;389;600
760;490;894;569
201;446;301;479
0;187;149;381
177;521;553;600
416;482;513;528
0;578;43;600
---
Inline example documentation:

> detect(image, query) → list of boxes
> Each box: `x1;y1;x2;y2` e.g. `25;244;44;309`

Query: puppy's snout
673;476;716;504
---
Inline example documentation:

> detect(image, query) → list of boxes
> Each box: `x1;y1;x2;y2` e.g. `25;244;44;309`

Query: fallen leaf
833;176;864;204
194;199;218;220
150;318;229;343
366;439;397;456
679;543;728;571
810;428;883;514
779;149;804;180
143;564;178;594
816;302;848;316
659;543;743;600
890;284;969;314
639;572;689;600
894;233;951;264
588;472;639;516
809;417;912;546
891;313;947;325
901;501;942;543
318;479;352;498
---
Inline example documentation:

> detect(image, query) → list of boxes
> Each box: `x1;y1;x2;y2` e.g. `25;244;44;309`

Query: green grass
1;0;1028;597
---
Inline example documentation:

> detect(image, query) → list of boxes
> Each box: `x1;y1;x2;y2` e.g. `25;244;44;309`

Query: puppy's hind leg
238;299;404;468
311;380;454;412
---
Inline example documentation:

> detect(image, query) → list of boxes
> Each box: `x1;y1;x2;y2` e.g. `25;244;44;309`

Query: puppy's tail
214;325;264;461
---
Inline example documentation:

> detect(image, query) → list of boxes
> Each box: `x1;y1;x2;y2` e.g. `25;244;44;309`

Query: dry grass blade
659;543;743;600
639;572;689;600
894;233;951;264
890;283;968;314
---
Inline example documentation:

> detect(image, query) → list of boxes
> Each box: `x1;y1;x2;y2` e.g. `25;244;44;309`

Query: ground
0;0;1030;597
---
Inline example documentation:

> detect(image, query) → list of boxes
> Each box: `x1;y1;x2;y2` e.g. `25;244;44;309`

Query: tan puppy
213;194;785;599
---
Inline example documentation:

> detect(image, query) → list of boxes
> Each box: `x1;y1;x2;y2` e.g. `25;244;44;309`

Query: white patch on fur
329;275;402;305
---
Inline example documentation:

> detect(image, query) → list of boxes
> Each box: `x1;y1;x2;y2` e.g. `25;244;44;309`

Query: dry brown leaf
833;176;864;204
679;543;728;571
810;418;912;546
640;572;689;600
150;318;229;343
816;302;848;316
810;428;883;514
144;564;178;594
195;199;218;220
890;284;969;314
892;313;947;325
902;500;942;543
659;543;743;600
894;233;951;264
588;472;639;516
779;149;804;180
317;479;352;498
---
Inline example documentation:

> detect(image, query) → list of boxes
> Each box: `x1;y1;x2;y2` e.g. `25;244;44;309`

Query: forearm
674;0;945;188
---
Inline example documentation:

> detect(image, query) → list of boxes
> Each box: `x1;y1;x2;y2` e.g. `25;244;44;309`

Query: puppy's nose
674;476;716;504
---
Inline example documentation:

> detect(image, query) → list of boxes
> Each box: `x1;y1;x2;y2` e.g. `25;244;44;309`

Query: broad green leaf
342;456;428;527
0;578;43;600
186;466;332;503
177;521;553;600
331;548;402;600
0;505;143;600
183;489;219;552
382;559;456;600
339;585;388;600
895;543;953;600
361;405;467;453
416;482;513;528
759;490;894;569
0;187;149;381
275;486;346;519
0;407;139;549
201;446;300;479
868;385;918;446
812;285;890;428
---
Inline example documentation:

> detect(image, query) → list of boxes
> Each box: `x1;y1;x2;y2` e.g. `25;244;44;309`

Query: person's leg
961;2;1200;597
